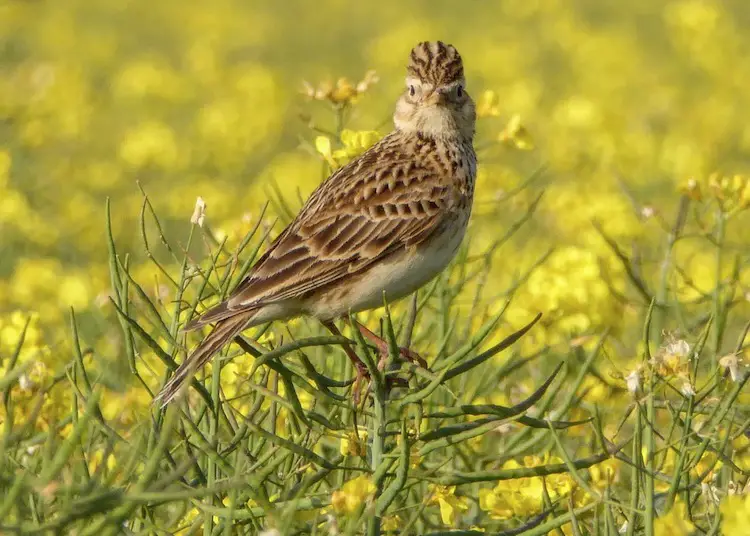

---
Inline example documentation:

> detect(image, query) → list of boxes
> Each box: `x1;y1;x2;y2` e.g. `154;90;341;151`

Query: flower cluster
331;475;377;516
315;129;382;169
302;70;379;105
427;485;469;526
682;173;750;215
651;336;696;396
479;455;583;520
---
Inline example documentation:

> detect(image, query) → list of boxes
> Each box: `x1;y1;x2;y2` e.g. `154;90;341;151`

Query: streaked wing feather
221;134;454;311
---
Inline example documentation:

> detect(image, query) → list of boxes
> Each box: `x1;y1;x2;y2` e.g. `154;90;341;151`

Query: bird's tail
155;314;250;406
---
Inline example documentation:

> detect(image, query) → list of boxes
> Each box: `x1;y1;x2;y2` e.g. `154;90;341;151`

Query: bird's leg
355;321;428;369
321;320;369;405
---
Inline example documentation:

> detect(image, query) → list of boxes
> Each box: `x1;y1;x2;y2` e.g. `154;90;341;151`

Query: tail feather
155;314;250;405
183;301;235;332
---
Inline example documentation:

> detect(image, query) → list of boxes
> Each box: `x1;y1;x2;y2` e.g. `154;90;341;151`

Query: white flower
681;379;696;397
157;284;171;301
665;339;690;359
625;369;641;394
493;422;513;434
326;514;340;535
190;196;206;227
19;374;32;391
701;482;722;506
719;354;741;382
641;206;655;219
653;337;692;376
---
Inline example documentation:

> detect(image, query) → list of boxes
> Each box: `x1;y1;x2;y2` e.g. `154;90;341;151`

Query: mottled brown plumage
156;41;477;405
407;41;464;87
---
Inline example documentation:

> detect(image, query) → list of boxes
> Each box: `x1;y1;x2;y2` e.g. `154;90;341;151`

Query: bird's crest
407;41;464;86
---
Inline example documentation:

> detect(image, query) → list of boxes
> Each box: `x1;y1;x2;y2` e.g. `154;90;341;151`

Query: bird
156;41;477;405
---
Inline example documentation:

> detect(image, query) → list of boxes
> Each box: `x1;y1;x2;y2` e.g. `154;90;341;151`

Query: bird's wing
188;134;460;328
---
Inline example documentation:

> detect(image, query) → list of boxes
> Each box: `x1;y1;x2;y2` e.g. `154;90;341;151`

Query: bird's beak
425;88;448;106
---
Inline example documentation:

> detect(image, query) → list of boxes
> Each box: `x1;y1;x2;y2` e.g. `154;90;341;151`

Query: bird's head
394;41;476;141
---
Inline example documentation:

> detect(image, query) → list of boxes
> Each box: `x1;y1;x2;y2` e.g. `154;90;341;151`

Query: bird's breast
307;209;470;320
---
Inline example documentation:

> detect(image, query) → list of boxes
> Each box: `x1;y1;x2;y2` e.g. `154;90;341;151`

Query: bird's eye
456;85;464;98
409;85;416;97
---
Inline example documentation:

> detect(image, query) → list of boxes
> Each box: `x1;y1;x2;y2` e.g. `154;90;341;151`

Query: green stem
711;208;726;368
643;300;656;536
367;381;386;536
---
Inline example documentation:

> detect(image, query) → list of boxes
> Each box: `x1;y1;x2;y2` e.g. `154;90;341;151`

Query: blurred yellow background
2;3;750;532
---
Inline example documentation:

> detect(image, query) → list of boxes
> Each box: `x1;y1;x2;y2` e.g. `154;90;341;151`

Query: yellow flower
382;514;402;531
498;114;534;150
684;173;750;214
720;495;750;536
315;135;335;166
507;245;623;348
734;435;750;472
707;173;750;206
479;487;514;520
476;90;500;118
112;59;184;101
340;429;367;457
427;484;469;526
118;120;179;170
99;387;151;430
337;129;381;161
0;311;41;353
680;178;702;201
479;456;581;520
315;129;382;168
175;507;201;535
578;375;610;403
212;496;236;524
58;273;92;310
652;337;691;377
302;70;378;105
589;458;620;489
331;475;376;516
86;449;116;474
654;498;695;536
693;452;722;482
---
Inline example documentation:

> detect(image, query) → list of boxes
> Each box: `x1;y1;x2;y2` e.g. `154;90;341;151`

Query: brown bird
156;41;477;405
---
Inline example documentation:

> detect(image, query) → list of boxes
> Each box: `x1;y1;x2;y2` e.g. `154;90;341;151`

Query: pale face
393;76;476;140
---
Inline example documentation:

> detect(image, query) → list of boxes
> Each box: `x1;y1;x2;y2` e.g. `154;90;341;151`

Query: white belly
310;216;469;319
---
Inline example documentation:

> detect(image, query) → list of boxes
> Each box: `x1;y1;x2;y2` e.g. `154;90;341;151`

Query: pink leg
355;322;428;369
322;320;368;405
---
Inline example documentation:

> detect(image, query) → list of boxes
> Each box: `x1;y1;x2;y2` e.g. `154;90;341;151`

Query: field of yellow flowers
2;0;750;534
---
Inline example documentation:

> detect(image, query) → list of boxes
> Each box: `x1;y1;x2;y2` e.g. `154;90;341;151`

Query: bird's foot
352;362;368;406
356;322;428;369
353;363;409;406
320;320;421;406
